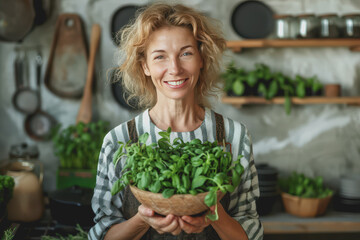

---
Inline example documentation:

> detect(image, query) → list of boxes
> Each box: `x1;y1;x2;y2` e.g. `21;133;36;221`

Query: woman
89;3;263;240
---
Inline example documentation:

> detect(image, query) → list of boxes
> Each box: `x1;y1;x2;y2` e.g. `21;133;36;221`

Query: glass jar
319;14;342;38
274;15;295;39
342;14;360;38
296;14;320;38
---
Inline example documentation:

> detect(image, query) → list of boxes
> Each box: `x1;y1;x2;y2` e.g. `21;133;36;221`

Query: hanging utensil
76;24;101;124
24;51;57;141
110;5;139;46
110;68;139;111
44;14;88;99
0;0;48;42
231;0;275;39
12;50;40;114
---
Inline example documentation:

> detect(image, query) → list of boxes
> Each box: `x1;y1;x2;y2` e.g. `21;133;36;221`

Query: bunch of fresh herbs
279;172;333;198
111;128;244;219
51;121;109;170
41;224;87;240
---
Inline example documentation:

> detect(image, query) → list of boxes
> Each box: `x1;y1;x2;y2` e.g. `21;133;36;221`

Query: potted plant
222;62;247;96
51;120;109;189
278;172;333;218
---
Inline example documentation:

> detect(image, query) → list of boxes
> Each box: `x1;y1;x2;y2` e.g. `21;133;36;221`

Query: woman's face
142;26;203;102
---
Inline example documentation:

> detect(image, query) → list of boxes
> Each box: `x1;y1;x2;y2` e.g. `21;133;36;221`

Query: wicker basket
130;185;225;216
281;192;332;218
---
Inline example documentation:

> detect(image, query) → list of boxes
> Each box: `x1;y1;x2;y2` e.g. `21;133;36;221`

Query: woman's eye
182;52;193;56
154;55;164;60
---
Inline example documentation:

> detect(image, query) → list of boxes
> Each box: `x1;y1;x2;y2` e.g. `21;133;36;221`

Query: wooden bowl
281;192;332;218
130;185;225;216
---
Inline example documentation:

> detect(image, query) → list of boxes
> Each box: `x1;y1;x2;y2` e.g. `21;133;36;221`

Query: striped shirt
88;108;263;240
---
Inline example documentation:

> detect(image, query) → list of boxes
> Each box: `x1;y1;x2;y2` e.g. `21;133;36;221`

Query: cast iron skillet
231;0;275;39
110;68;140;111
110;5;139;46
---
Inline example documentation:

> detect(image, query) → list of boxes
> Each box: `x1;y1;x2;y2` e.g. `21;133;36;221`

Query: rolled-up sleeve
88;137;126;240
228;127;263;240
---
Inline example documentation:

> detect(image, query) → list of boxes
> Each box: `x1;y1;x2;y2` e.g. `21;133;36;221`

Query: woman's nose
168;58;183;75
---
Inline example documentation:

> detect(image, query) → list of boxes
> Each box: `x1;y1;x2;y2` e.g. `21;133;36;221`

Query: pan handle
76;24;101;124
14;50;24;90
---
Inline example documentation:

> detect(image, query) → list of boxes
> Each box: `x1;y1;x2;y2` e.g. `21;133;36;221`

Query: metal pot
48;185;94;226
0;0;48;42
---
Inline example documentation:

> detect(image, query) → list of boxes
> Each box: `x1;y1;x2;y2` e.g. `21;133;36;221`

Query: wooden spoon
76;24;101;124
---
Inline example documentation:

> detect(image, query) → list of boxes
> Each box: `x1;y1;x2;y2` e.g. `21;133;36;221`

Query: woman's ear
142;61;151;76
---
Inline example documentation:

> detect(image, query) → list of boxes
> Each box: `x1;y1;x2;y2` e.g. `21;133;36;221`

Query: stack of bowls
255;164;279;215
334;174;360;212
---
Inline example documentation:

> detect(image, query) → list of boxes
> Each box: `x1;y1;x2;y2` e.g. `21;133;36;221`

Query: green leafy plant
1;227;15;240
0;175;15;217
111;127;244;220
222;62;247;96
278;172;333;198
51;121;109;170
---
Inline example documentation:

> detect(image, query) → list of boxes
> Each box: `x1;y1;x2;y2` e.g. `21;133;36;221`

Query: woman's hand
178;205;216;234
138;205;182;235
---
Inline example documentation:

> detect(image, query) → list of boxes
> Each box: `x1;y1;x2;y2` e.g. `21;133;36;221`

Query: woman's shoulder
103;110;148;145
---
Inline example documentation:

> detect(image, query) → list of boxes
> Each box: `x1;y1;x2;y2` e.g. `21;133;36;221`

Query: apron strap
127;118;138;143
214;112;225;143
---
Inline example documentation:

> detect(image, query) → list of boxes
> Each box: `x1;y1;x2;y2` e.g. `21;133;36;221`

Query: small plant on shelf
221;62;324;115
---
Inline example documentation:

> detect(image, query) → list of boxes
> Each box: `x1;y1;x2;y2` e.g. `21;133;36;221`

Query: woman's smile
164;78;189;88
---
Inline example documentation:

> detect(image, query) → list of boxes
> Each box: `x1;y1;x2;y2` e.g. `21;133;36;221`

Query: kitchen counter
261;210;360;234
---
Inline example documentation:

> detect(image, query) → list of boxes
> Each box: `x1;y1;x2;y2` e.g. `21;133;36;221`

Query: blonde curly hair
116;3;226;109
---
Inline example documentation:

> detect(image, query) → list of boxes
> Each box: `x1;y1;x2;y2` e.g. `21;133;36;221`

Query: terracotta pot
325;84;341;97
281;192;332;218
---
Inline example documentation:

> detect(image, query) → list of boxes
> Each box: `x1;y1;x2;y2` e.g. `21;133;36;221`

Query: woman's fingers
179;218;205;234
138;205;155;217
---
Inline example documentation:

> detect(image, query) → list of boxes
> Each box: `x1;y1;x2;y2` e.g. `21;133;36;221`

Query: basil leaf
162;188;175;199
192;175;207;189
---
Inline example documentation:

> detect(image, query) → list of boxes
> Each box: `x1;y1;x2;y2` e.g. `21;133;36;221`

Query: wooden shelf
222;96;360;107
226;39;360;52
261;211;360;234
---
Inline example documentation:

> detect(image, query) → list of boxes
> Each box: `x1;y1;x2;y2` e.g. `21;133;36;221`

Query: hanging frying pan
110;5;139;45
231;0;275;39
0;0;47;42
25;51;57;141
110;68;139;111
12;50;40;114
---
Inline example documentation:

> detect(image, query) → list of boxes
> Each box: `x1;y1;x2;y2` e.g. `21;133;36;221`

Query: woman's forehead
146;26;196;51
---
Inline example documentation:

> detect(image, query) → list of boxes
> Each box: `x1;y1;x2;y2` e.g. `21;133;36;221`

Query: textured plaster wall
0;0;359;192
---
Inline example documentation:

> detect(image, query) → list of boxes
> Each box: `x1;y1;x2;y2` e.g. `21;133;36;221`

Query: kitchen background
1;0;360;238
1;0;359;193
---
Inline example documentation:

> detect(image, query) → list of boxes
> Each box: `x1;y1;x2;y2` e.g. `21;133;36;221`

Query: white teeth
167;80;185;86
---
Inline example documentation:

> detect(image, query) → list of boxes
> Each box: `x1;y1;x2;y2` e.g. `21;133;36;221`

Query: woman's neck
149;102;205;132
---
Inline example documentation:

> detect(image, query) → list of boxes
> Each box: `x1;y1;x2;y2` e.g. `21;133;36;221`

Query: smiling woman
89;3;263;240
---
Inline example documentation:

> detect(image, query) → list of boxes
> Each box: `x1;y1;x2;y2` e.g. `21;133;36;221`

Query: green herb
0;175;15;217
279;172;333;198
41;224;87;240
111;128;244;219
51;121;109;169
1;227;16;240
